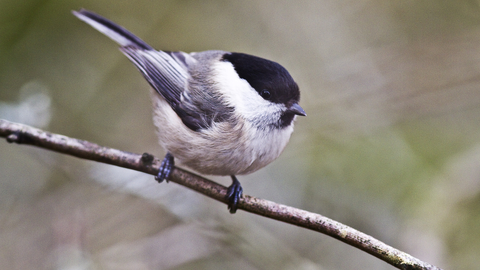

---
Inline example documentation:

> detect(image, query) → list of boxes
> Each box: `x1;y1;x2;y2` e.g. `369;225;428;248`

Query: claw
226;175;243;214
155;152;174;183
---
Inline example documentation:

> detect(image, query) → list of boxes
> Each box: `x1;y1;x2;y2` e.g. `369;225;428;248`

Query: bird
73;9;306;213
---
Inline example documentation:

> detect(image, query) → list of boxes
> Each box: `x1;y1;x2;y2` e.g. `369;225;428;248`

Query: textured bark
0;119;442;270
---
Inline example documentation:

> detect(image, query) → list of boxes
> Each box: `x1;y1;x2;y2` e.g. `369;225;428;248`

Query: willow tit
73;9;305;213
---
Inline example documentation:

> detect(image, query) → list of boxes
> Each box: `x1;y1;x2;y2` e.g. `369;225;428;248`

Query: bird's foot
155;152;174;183
226;175;243;214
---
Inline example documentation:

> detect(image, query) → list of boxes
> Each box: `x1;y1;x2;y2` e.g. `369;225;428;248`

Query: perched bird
73;9;306;213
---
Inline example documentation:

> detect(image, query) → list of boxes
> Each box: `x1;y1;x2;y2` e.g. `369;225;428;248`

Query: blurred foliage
1;0;480;269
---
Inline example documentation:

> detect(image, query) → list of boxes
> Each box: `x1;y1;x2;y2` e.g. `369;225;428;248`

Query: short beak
289;103;306;116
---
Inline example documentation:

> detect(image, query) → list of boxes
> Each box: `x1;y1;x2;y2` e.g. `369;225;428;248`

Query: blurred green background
1;0;480;269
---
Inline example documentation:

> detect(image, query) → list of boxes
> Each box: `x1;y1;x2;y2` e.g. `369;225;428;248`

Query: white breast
149;60;296;176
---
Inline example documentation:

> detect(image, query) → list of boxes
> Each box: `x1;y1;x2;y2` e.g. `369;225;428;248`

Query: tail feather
72;9;153;50
73;9;207;131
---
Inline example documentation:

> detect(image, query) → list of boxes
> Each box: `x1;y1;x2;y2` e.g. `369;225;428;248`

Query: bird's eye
260;89;271;100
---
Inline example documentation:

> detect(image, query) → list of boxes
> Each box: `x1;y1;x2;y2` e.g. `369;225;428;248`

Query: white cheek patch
212;61;285;124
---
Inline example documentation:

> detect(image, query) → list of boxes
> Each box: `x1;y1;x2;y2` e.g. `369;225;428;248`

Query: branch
0;119;442;270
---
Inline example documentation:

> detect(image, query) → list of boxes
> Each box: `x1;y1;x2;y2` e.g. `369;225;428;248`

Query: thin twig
0;119;442;270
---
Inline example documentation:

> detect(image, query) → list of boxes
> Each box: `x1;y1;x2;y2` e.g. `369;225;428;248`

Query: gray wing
121;47;209;131
73;9;208;131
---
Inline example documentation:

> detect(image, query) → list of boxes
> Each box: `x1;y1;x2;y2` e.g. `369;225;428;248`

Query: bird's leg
226;175;243;214
155;152;174;183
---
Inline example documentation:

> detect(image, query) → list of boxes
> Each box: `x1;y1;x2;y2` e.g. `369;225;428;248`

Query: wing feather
121;47;208;130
